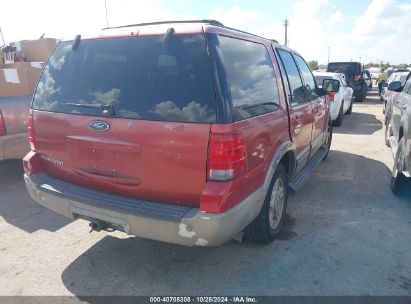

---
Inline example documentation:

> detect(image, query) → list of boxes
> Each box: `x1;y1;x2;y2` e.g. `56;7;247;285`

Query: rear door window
32;34;217;123
293;55;318;98
218;36;280;121
277;50;306;107
399;74;410;86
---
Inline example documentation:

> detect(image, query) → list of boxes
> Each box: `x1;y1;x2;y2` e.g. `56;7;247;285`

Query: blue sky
1;0;410;64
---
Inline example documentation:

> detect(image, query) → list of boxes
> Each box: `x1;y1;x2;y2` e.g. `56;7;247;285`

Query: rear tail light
354;75;361;81
23;151;43;175
326;92;336;101
0;111;6;136
207;132;247;181
28;114;36;150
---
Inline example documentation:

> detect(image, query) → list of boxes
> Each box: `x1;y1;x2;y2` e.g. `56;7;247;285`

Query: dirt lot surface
1;89;410;296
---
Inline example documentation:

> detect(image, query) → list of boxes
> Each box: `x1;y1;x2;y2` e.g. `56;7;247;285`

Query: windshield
32;34;217;123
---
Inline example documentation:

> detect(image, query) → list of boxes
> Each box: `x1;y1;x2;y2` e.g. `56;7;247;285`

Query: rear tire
333;101;344;126
323;118;333;160
385;118;392;147
391;137;408;194
346;99;353;114
245;164;288;244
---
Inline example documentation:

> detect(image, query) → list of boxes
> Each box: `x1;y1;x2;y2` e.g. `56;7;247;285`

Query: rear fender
262;141;296;197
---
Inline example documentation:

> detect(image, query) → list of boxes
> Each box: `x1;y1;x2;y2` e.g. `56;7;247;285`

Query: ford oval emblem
89;120;110;131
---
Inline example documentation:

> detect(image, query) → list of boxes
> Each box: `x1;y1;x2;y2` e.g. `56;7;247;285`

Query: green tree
308;60;319;70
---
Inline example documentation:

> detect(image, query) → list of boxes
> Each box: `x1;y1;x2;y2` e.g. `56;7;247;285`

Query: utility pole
327;46;331;64
283;19;289;47
0;26;6;46
104;0;109;28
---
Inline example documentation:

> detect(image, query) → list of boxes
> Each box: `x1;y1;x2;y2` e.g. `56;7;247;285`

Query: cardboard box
16;38;57;62
0;62;44;97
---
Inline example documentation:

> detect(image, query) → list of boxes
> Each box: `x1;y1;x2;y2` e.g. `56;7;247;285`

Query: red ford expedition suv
23;20;336;246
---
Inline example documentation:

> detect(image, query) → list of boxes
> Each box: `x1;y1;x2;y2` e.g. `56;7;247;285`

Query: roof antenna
72;34;81;50
163;27;175;50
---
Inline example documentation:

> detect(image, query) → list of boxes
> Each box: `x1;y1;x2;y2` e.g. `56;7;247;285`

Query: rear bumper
24;173;264;246
0;133;29;161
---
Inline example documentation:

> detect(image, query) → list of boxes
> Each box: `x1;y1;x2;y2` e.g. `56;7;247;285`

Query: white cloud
327;11;342;26
287;0;329;59
0;0;196;42
152;101;215;123
331;0;411;64
1;0;409;65
208;5;262;28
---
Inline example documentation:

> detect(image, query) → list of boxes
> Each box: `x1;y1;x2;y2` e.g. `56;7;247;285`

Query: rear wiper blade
63;102;115;115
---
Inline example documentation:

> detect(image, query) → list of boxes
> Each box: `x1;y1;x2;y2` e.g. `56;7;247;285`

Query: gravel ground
0;88;410;296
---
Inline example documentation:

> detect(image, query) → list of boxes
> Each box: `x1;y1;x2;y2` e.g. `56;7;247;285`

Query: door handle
291;116;301;124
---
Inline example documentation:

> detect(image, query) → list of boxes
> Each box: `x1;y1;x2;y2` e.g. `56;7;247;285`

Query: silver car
383;71;410;116
385;75;411;193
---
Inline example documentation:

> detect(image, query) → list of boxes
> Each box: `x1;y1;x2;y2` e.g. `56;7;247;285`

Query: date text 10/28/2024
150;297;257;303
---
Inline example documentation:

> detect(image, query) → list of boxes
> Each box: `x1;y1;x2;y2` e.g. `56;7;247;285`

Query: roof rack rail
102;19;279;44
103;19;224;30
220;25;277;43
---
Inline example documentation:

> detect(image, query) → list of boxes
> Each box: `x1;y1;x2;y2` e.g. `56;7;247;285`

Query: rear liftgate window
32;34;217;123
327;63;360;77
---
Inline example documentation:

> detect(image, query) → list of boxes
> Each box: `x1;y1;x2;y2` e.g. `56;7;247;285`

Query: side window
293;55;318;99
403;78;411;94
338;75;346;86
219;36;280;121
277;50;306;107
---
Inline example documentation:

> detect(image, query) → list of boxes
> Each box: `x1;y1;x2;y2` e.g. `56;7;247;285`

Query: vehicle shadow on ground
0;160;71;233
333;111;383;135
61;150;411;296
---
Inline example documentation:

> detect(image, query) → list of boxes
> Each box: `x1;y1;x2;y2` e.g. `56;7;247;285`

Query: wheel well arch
399;126;404;139
279;150;296;179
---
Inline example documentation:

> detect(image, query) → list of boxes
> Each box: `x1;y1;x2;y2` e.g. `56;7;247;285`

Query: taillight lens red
28;115;35;150
23;151;43;175
326;92;336;101
0;112;6;136
207;132;247;181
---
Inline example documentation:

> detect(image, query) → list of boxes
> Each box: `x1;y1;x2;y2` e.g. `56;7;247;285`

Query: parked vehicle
363;70;372;88
385;67;395;79
23;20;335;246
369;67;381;80
385;77;411;193
327;62;368;102
0;96;31;161
314;72;353;126
383;71;410;116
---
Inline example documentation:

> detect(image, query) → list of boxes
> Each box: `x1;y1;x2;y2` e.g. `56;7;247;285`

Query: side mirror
388;81;402;92
322;79;340;93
